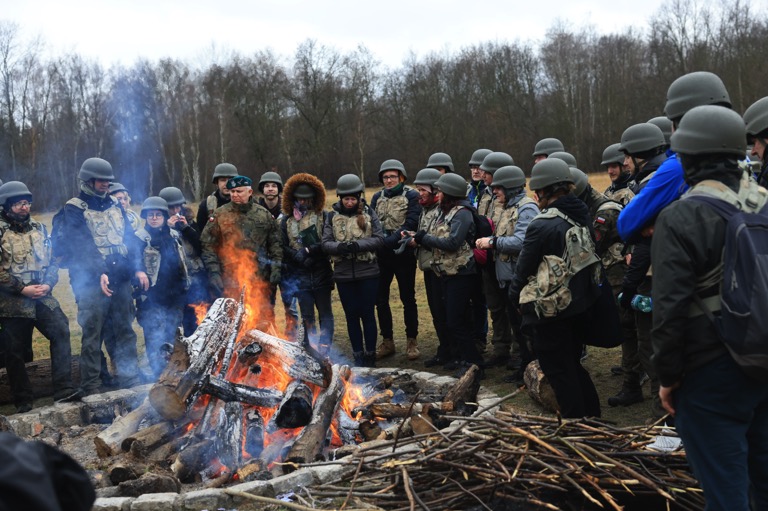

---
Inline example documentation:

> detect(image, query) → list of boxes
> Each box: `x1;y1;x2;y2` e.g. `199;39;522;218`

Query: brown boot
376;338;396;359
406;337;420;360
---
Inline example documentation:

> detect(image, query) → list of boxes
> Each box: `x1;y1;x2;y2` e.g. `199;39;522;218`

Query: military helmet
140;196;170;219
378;159;407;182
426;152;454;173
548;151;577;168
78;157;115;181
336;174;365;196
211;163;238;184
619;123;666;155
570;168;589;196
532;138;565;157
744;96;768;138
647;116;673;145
293;183;316;199
529;158;574;191
664;71;731;121
0;181;32;206
159;186;186;207
479;152;515;175
601;143;625;166
412;168;442;187
671;105;746;158
434;173;468;198
469;148;493;166
108;182;129;195
491;166;526;189
258;171;283;193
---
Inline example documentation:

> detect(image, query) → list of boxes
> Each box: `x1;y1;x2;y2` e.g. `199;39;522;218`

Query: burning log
200;374;283;408
236;459;270;482
215;402;244;470
123;421;176;457
244;409;265;459
241;329;330;387
171;439;215;483
283;364;350;468
524;359;559;413
94;400;151;458
274;381;314;429
236;342;262;364
358;420;382;442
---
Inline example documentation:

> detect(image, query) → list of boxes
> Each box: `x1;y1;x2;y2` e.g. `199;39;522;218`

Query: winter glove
209;274;225;297
393;236;411;255
269;269;282;285
618;287;636;309
307;243;323;256
346;241;360;254
336;242;351;256
413;230;427;245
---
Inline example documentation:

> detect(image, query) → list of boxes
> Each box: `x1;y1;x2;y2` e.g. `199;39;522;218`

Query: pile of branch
295;400;703;511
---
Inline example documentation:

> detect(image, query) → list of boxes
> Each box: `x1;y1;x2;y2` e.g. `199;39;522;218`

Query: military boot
353;351;365;367
607;387;644;407
363;352;376;368
376;338;396;359
406;337;420;360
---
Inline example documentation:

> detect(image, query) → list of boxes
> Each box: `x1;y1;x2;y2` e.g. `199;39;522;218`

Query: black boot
607;387;644;407
363;352;376;368
353;351;365;367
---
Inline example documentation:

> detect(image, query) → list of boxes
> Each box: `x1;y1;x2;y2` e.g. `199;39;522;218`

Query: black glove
337;242;351;256
307;243;323;256
303;257;315;269
413;230;427;244
393;236;411;255
347;241;360;254
619;287;636;309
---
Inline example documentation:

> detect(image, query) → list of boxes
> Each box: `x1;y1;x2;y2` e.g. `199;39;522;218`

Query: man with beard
601;143;634;206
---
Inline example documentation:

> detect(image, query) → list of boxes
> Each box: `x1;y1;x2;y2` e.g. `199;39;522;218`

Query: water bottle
630;294;653;313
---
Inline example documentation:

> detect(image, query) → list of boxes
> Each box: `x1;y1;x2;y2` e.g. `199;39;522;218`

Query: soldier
195;162;238;230
159;186;207;336
425;152;454;175
109;182;141;232
201;175;282;321
467;148;493;209
56;157;148;395
0;182;79;412
532;138;565;164
370;160;421;361
601;143;635;206
134;197;189;377
743;96;768;187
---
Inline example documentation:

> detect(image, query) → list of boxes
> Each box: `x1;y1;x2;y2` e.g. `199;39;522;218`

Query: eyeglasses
382;175;400;181
146;212;165;219
11;201;32;210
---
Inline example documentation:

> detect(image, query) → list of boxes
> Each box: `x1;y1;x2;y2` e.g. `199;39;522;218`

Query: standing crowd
1;70;767;510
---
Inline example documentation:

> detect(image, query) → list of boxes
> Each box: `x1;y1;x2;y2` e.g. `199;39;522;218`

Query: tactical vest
330;211;376;263
135;228;190;289
375;188;411;234
206;194;219;219
494;197;535;263
126;209;141;232
287;211;324;250
604;187;634;207
0;219;50;285
416;204;440;271
477;191;494;218
67;197;128;258
429;206;473;277
594;201;625;269
181;236;205;275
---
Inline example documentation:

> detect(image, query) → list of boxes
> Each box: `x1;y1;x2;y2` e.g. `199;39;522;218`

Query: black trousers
424;269;449;358
441;273;483;364
376;251;418;339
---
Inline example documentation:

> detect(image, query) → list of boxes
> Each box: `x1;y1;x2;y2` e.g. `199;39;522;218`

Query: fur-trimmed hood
282;173;327;215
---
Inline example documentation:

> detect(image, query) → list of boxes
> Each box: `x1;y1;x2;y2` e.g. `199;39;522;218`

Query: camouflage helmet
548;151;577;168
211;163;238;184
529;158;574;191
600;143;625;166
619;123;666;155
378;159;407;182
647;116;673;145
671;105;746;158
336;174;365;196
412;168;442;187
426;152;455;173
140;196;170;219
479;152;515;175
570;168;589;196
468;148;493;166
491;166;526;189
159;186;186;207
744;97;768;139
78;157;115;181
434;173;468;198
293;183;316;199
664;71;731;121
532;138;565;157
258;171;283;193
108;182;129;195
0;181;32;207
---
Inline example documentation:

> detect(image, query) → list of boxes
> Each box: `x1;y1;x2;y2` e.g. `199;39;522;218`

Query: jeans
337;277;379;354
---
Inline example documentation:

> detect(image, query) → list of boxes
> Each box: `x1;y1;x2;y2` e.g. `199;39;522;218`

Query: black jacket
195;189;230;232
281;211;334;292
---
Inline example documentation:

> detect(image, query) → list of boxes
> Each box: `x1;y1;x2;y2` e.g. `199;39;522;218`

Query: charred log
171;439;215;483
94;400;151;458
244;409;265;459
199;375;283;408
274;381;314;429
241;329;329;387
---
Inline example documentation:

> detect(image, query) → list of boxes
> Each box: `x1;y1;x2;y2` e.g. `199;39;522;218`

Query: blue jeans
674;354;768;511
336;278;379;354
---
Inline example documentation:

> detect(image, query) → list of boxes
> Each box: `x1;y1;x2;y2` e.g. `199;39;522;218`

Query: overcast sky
6;0;667;68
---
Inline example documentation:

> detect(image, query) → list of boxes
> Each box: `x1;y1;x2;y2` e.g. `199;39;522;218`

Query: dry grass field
16;171;657;426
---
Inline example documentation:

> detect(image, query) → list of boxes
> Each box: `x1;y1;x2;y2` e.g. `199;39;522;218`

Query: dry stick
223;488;376;511
446;476;494;511
400;466;416;511
391;390;421;452
340;457;365;511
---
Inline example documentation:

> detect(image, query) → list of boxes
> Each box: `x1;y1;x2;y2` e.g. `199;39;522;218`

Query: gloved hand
618;287;636;309
209;274;224;297
346;241;360;254
393;236;412;255
303;256;315;269
413;230;427;244
269;270;281;286
307;243;323;257
336;242;351;255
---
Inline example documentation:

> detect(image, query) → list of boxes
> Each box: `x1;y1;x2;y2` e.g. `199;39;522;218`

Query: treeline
0;0;766;210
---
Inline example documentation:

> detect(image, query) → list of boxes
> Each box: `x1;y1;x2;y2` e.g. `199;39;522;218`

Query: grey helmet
529;158;574;190
468;148;493;166
570;168;589;196
664;71;731;121
412;168;442;187
744;97;768;139
426;152;454;173
671;105;746;158
78;157;115;181
619;123;666;156
293;184;316;199
601;143;625;166
532;138;565;157
109;182;129;195
159;186;186;207
211;163;238;184
378;159;407;182
140;196;170;219
491;166;526;189
548;151;577;168
336;174;365;196
479;152;515;175
434;173;468;198
0;181;32;206
647;116;673;145
258;171;283;193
